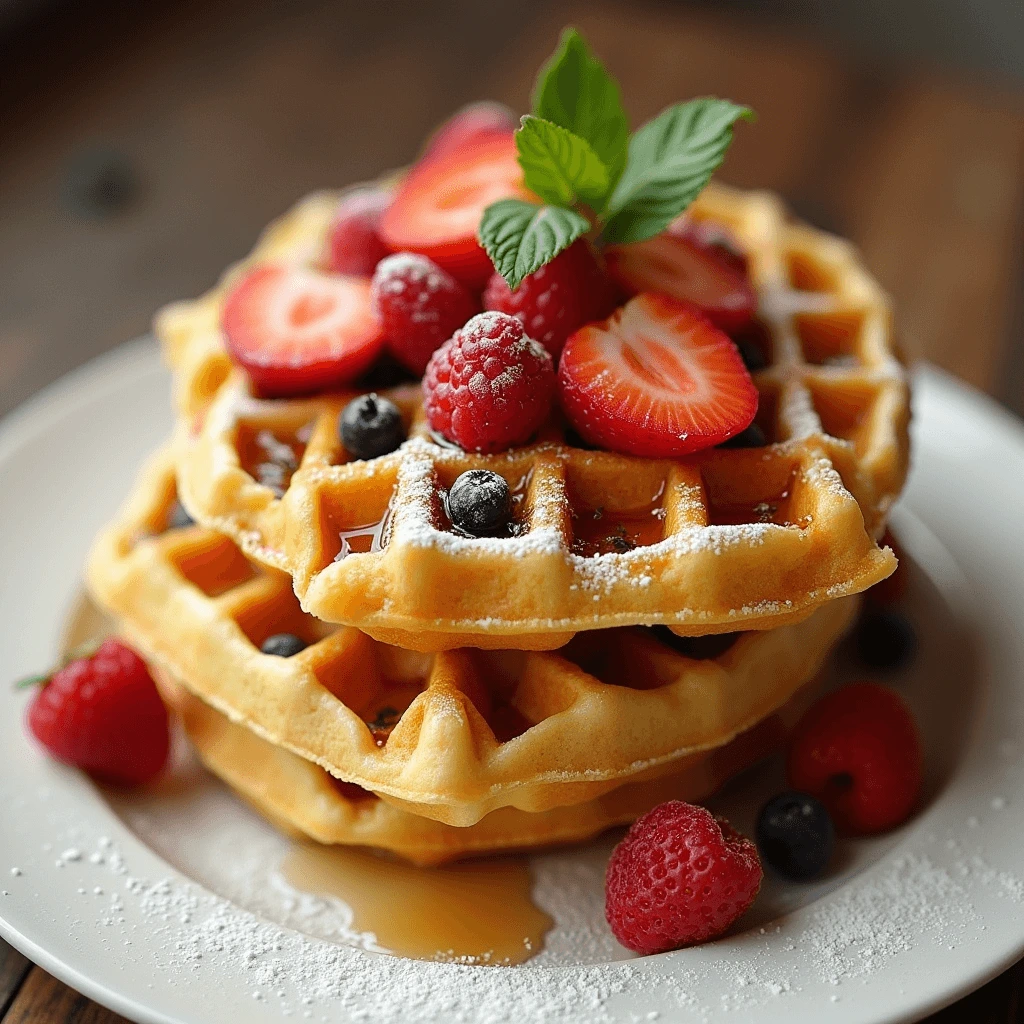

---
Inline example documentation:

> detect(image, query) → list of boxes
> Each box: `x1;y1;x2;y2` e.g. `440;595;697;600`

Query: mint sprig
478;28;752;291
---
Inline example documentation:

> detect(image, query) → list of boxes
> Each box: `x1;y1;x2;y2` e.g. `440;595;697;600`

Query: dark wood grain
1;1;1023;1021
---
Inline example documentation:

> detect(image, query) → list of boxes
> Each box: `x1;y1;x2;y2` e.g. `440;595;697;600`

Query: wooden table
2;1;1023;1020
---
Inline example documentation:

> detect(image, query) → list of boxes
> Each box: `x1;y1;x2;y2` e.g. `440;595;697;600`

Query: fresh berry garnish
755;791;834;881
423;311;555;453
420;101;517;164
380;134;529;287
670;217;749;275
558;293;758;458
447;469;513;536
732;331;770;373
24;639;169;787
371;253;480;374
167;501;194;529
222;266;385;397
339;393;405;460
786;682;922;836
606;232;756;332
605;801;762;953
854;608;917;672
260;633;308;658
482;240;615;360
718;422;767;449
325;188;392;276
649;628;740;659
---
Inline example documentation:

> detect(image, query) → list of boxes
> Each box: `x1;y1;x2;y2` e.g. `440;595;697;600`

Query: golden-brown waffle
162;181;906;651
88;447;858;826
160;671;814;865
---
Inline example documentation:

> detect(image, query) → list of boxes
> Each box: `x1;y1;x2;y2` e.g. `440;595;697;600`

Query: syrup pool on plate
281;843;552;965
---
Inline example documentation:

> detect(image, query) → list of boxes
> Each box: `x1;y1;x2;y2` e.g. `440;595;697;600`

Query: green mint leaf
15;674;49;690
602;98;754;245
532;27;630;193
479;199;590;291
516;116;609;208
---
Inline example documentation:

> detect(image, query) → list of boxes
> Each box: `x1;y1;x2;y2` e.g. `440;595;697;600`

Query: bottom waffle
158;671;821;865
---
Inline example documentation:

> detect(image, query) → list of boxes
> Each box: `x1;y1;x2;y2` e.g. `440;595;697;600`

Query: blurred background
2;0;1023;419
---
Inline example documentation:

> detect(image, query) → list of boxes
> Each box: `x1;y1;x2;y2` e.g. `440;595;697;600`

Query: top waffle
162;182;907;651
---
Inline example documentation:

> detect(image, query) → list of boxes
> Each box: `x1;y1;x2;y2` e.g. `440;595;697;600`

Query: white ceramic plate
1;342;1023;1024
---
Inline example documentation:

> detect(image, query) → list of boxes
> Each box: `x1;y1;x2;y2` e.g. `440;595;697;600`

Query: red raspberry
326;188;392;276
786;682;922;836
371;252;480;375
423;311;555;453
25;639;169;787
482;240;615;359
605;801;762;954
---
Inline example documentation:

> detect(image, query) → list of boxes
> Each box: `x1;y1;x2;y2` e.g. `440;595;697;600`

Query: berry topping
558;293;758;458
670;217;749;275
855;608;917;672
222;265;385;397
261;633;308;658
755;791;834;881
649;628;740;660
482;240;615;360
371;253;480;374
420;101;517;164
718;422;767;449
605;232;756;332
325;187;392;276
167;501;194;530
786;682;923;836
732;331;770;373
447;469;513;537
423;311;556;453
25;639;169;787
339;393;405;460
380;134;528;287
605;801;762;953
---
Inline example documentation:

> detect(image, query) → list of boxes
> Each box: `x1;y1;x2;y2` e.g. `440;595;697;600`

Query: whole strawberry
605;801;762;954
423;311;555;452
482;239;615;359
25;639;169;786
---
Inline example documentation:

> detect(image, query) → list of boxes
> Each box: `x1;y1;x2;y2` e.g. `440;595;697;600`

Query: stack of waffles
86;180;909;865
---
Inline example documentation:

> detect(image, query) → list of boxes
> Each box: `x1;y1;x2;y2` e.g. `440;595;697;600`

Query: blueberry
649;628;740;659
756;791;834;880
261;633;308;658
168;501;194;529
718;422;767;449
855;608;917;671
447;470;512;536
734;335;768;373
340;394;404;460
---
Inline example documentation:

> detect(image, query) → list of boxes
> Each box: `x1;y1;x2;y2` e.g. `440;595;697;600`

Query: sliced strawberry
222;265;385;397
420;101;517;164
558;293;758;458
605;232;756;332
380;134;529;288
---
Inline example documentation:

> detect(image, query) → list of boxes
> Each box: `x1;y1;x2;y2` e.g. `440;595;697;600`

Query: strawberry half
222;265;385;397
605;232;756;332
420;101;517;164
380;134;529;288
558;293;758;458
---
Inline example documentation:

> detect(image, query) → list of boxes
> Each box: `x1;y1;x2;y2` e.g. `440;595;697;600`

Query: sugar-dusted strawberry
786;682;922;836
326;187;392;276
558;293;758;458
380;134;529;288
669;217;749;275
25;639;169;787
482;239;616;360
222;265;385;397
371;252;480;374
605;801;762;953
420;100;517;164
606;232;756;332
